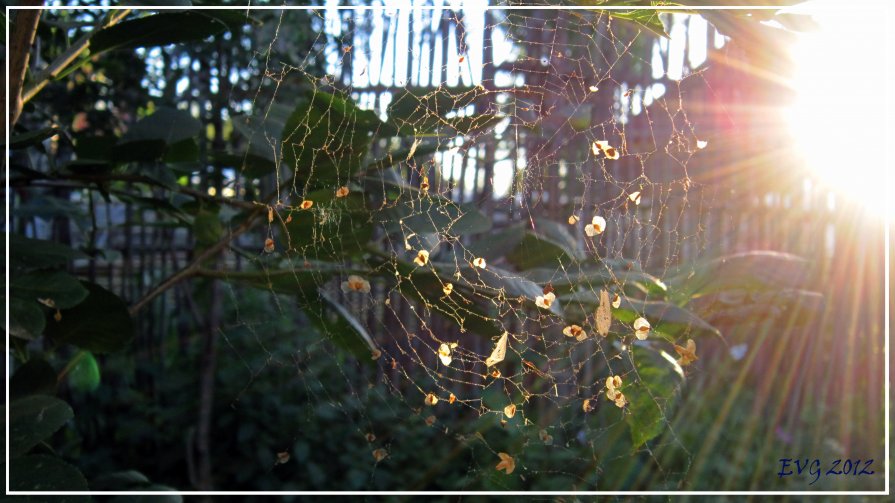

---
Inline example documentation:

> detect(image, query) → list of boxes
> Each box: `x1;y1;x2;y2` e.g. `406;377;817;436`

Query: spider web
217;4;715;491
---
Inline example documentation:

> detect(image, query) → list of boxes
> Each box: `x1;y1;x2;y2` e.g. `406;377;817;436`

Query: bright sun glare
784;1;891;218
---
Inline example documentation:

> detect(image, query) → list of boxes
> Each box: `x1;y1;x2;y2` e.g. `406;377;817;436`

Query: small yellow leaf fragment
606;375;623;391
495;452;515;475
613;393;627;408
485;331;509;367
449;393;457;404
372;448;389;462
438;343;453;366
264;238;275;253
582;398;595;413
562;324;586;339
335;186;350;198
425;393;439;406
267;207;274;223
300;200;313;210
628;191;642;205
585;216;607;237
413;249;430;266
673;338;698;366
341;275;371;294
472;257;487;269
611;293;621;309
593;140;620;160
503;404;517;419
442;283;454;296
605;375;626;408
596;289;611;337
568;215;580;225
535;292;556;309
633;317;651;340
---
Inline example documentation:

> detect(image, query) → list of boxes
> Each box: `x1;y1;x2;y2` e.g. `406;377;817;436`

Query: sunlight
784;2;890;218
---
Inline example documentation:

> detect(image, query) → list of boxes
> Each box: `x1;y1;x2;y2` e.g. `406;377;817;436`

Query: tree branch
127;207;263;316
128;177;294;316
20;9;132;105
6;2;44;137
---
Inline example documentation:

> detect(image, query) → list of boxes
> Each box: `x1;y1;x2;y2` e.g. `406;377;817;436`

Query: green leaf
66;351;102;393
64;158;114;176
212;262;343;295
6;395;74;458
89;10;252;53
570;2;670;38
74;134;118;161
506;219;584;269
123;107;201;145
45;281;134;353
282;189;373;259
7;454;90;494
386;86;485;135
11;359;57;400
13;196;88;228
230;104;294;165
608;10;669;38
5;126;60;150
10;270;89;310
378;196;492;237
193;208;223;248
523;266;667;297
162;138;200;163
7;233;86;272
114;107;201;162
388;86;481;122
6;296;47;340
467;220;585;270
626;346;683;449
666;251;813;302
691;288;824;328
432;260;564;317
212;150;277;179
560;290;719;339
91;470;151;490
281;91;379;186
380;255;504;337
465;225;526;263
364;142;440;174
302;290;379;364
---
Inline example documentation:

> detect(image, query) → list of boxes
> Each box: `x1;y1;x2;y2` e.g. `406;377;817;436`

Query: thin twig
12;176;258;210
128;177;295;315
128;208;262;316
21;9;132;105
